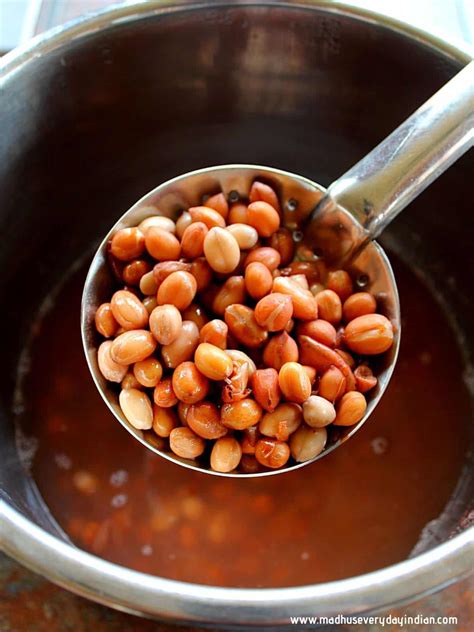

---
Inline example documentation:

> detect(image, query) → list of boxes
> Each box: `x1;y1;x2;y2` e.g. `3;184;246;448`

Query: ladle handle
316;61;474;264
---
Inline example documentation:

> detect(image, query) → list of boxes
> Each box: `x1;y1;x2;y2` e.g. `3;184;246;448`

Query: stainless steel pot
0;0;472;626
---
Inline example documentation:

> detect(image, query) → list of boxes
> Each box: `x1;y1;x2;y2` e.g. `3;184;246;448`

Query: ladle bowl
81;164;400;476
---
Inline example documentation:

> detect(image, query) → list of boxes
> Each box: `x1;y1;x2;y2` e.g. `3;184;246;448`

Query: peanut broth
16;256;470;587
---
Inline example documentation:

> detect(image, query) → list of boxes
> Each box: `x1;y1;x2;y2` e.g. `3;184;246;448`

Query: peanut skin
251;368;281;412
299;335;356;391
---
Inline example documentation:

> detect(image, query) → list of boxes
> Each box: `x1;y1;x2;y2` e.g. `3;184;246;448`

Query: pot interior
0;1;472;591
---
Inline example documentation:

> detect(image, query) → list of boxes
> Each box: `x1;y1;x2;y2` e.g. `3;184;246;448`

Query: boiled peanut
278;362;312;403
169;427;205;459
110;290;148;330
354;365;378;392
149;305;182;345
212;276;246;315
240;455;260;473
98;341;128;382
189;205;226;229
145;226;181;261
187;401;227;439
177;401;190;426
226;350;257;376
161;320;200;369
143;296;157;314
210;437;242;473
273;276;318;320
327;270;353;301
222;360;250;403
133;357;163;387
119;388;153;429
123;259;151;286
255;438;290;468
334;391;367;426
221;399;263;430
228;202;249;224
152;406;179;437
343;292;377;322
288;274;309;290
182;303;209;330
345;314;394;355
245;262;273;300
247;201;280;237
259;402;302;440
111;227;145;261
203;227;240;274
316;289;342;324
204;192;228;219
244;247;281;271
303;365;317;384
175;211;192;239
157;271;197;311
318;366;346;402
281;261;320;284
139;270;158;295
138;214;176;235
153;260;190;285
190;257;213;291
268;227;294;266
336;349;356;370
243;425;259;450
310;282;325;296
263;331;298;371
200;319;228;349
251;368;281;412
181;222;208;259
194;343;233;380
95;303;118;338
226;224;258;249
153;377;178;408
298;335;352;377
172;361;210;404
249;181;281;212
121;372;143;390
290;425;327;462
111;330;156;365
302;395;336;428
297;319;337;348
254;293;293;331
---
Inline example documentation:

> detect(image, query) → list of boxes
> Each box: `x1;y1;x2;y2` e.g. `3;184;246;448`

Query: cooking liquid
17;256;470;588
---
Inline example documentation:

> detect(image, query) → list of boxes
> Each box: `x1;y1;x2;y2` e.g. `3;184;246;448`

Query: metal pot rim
1;0;473;75
1;0;473;623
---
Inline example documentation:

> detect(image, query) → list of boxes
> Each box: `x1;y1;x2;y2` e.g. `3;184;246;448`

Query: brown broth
16;256;470;588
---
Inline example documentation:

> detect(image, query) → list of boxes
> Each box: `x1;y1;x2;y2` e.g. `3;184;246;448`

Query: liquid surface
17;257;470;588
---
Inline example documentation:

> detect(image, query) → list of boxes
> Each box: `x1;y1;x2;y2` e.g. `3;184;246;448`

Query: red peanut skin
298;336;356;391
251;369;281;412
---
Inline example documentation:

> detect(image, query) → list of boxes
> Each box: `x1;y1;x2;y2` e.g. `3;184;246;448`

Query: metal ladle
82;61;473;477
